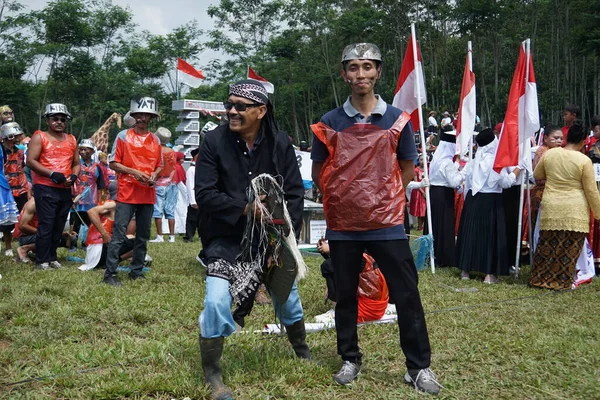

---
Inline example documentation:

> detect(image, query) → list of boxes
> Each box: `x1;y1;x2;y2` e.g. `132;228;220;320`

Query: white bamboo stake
410;23;436;273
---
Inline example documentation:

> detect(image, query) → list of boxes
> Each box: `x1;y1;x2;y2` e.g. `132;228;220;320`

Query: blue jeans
199;276;304;338
152;184;177;219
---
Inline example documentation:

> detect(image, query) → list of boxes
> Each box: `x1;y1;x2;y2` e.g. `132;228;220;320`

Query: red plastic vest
31;130;77;188
310;113;410;231
4;149;28;197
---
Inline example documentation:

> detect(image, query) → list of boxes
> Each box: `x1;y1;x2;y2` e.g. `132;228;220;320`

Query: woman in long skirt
456;128;524;283
409;156;427;230
427;128;464;267
530;121;600;290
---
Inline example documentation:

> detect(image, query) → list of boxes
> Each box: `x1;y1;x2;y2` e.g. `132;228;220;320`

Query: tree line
1;0;598;145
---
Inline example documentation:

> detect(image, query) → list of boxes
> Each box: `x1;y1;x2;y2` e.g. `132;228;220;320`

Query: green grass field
1;238;598;399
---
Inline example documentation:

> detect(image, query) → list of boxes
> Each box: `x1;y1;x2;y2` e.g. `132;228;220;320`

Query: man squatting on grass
310;43;442;395
195;80;307;400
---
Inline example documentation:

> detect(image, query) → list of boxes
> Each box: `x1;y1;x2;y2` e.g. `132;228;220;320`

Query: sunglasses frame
223;101;263;112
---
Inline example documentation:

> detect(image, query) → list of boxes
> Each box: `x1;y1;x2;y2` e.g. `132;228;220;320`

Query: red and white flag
456;43;476;156
177;58;205;89
247;66;274;93
493;40;539;172
393;35;427;132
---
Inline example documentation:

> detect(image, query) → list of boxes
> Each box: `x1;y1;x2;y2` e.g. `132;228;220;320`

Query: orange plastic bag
311;114;411;231
357;254;389;322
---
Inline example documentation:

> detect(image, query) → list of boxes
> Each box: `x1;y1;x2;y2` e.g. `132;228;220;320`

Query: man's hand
50;172;66;184
243;195;269;220
132;170;150;183
65;174;78;187
101;232;111;244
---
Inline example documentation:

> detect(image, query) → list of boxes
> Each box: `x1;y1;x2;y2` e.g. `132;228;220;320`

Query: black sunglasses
223;101;262;112
51;116;67;123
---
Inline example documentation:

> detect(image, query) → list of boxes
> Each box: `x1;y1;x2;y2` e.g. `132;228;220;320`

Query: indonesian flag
247;66;274;93
456;45;476;156
493;40;540;172
177;58;205;88
393;36;427;132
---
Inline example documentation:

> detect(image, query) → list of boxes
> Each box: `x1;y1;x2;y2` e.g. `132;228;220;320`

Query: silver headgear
201;121;218;134
79;138;96;150
130;97;159;117
341;43;382;64
43;103;72;119
155;127;171;144
0;122;24;141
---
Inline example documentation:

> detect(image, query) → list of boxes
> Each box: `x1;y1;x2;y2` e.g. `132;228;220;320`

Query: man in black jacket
195;80;308;400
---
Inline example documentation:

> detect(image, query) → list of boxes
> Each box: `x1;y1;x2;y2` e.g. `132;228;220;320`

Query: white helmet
201;121;218;134
43;103;72;119
0;122;24;141
79;138;96;150
155;127;171;145
130;97;159;117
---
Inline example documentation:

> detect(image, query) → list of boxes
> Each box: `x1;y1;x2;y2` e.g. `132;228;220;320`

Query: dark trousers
33;184;73;264
104;202;153;278
329;239;431;369
184;205;200;241
71;211;90;247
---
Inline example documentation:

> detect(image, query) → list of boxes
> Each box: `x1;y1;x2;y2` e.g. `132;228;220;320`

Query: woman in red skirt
410;155;427;230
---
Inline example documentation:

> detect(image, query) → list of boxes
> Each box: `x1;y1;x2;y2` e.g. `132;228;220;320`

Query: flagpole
176;69;180;100
467;41;474;161
514;39;531;278
410;23;435;273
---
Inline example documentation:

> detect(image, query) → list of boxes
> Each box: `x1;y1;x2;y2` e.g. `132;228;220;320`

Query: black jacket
195;124;304;263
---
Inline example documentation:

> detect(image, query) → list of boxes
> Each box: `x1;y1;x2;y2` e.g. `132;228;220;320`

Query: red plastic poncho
310;113;411;231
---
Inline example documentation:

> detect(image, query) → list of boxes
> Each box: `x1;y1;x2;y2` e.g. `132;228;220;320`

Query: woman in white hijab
426;127;464;268
455;128;525;283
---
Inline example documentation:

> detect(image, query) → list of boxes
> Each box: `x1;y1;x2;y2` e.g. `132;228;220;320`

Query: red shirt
113;129;162;204
14;207;37;239
31;130;77;188
86;217;114;245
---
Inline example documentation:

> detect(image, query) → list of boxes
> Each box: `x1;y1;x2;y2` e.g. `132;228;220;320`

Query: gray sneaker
34;262;50;270
404;368;443;395
333;361;360;386
49;261;62;269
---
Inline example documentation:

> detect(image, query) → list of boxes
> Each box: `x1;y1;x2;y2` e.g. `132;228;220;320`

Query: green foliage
1;0;599;147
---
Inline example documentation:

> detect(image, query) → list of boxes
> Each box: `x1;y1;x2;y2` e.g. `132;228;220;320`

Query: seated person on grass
78;194;147;271
14;197;76;265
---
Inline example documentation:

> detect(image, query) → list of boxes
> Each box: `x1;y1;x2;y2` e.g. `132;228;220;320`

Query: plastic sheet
310;113;411;231
357;254;389;322
31;130;77;187
117;129;161;189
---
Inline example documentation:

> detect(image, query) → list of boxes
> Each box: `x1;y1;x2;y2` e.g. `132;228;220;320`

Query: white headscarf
429;141;456;179
470;137;501;195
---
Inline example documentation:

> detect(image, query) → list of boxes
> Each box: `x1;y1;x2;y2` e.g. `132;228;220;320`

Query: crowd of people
420;104;600;291
2;41;599;400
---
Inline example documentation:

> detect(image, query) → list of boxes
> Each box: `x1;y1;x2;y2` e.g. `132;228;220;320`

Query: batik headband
229;79;268;105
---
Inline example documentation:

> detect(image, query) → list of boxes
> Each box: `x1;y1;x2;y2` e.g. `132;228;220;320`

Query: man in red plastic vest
310;43;441;395
27;103;80;270
103;97;162;286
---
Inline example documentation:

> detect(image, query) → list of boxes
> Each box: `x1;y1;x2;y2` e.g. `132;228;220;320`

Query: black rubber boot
199;336;234;400
285;319;311;359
